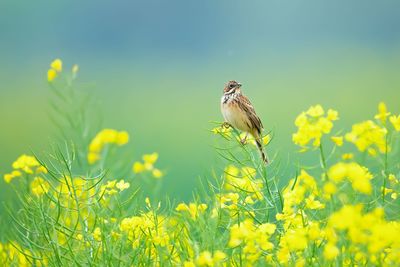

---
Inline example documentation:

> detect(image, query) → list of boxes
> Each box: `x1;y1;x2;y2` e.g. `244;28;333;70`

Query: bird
220;80;269;164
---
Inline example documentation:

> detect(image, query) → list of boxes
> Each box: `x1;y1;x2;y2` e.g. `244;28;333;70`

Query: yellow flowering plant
1;62;400;266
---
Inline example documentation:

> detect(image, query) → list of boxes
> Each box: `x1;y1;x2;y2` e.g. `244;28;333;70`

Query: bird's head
223;80;242;95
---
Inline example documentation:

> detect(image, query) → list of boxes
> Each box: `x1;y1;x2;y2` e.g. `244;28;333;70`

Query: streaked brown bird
220;80;269;164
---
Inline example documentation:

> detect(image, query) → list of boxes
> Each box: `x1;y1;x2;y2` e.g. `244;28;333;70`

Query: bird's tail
255;136;269;165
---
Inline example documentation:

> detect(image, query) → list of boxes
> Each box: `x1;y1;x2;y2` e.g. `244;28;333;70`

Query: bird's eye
229;84;235;89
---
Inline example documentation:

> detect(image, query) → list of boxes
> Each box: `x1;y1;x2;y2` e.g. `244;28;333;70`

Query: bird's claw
222;122;231;129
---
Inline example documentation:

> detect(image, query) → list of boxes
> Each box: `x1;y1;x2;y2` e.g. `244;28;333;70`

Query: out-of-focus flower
331;136;343;146
176;202;207;219
87;129;129;164
328;162;373;194
30;177;50;197
390;115;400;131
132;153;163;179
374;102;391;124
93;227;102;242
345;120;387;155
116;180;130;191
47;58;63;82
3;170;21;183
196;250;226;266
50;59;62;72
3;155;46;183
323;242;339;260
292;105;339;148
228;219;275;263
341;153;354;160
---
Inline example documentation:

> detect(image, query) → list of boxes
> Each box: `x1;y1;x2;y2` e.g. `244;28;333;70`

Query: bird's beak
237;82;242;87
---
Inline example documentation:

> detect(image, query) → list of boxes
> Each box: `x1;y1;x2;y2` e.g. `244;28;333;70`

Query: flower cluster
3;99;400;266
345;120;388;155
3;154;47;183
228;219;276;263
328;162;373;194
132;152;163;178
292;105;339;148
176;202;208;219
87;129;129;164
47;58;63;82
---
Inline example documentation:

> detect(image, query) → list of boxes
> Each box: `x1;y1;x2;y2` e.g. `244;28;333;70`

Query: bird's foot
222;122;232;129
240;135;248;145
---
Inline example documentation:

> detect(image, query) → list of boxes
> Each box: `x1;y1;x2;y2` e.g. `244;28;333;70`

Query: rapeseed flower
345;120;387;155
196;250;226;266
375;102;391;124
293;105;338;148
30;177;50;196
47;58;62;82
88;129;129;164
390;115;400;131
3;154;46;183
328;162;373;194
132;152;163;178
175;202;207;219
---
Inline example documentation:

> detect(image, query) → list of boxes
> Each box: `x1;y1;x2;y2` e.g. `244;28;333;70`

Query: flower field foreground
1;59;400;266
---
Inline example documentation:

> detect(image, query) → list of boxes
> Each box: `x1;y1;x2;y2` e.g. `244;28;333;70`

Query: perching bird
220;80;269;164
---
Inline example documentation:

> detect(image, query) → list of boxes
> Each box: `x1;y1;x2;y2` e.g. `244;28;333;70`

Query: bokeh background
1;0;400;204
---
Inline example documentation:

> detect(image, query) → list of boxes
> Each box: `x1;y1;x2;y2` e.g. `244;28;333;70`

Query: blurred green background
1;0;400;204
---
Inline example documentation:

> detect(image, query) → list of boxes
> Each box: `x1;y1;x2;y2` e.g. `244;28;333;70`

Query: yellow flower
93;227;102;242
50;59;63;72
328;162;373;194
183;261;196;267
87;129;130;164
196;251;213;266
152;169;163;178
35;166;48;174
341;153;354;160
212;126;232;138
327;109;339;121
176;202;207;219
132;162;144;173
47;68;57;82
133;153;163;178
47;59;63;82
143;153;158;165
305;195;325;210
116;131;129;145
116;180;130;191
87;152;100;165
3;170;21;183
345;120;387;154
388;174;398;185
323;182;337;196
196;250;226;267
12;154;40;174
293;105;338;147
331;136;343;146
390;115;400;131
30;177;50;196
324;242;339;260
374;102;390;124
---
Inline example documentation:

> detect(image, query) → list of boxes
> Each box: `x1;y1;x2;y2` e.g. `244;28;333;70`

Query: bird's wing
237;94;263;134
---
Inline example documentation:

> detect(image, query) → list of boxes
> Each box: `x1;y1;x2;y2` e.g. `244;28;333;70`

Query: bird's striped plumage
221;81;268;164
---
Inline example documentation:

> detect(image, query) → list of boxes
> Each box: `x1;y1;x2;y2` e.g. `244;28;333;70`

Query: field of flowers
1;59;400;266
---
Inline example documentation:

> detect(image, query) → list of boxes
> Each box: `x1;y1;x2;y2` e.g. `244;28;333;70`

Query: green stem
319;143;329;179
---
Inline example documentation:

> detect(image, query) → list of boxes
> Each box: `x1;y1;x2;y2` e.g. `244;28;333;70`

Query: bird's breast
221;96;251;132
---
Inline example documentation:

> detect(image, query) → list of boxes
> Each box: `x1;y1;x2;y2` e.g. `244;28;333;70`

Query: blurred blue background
1;0;400;201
